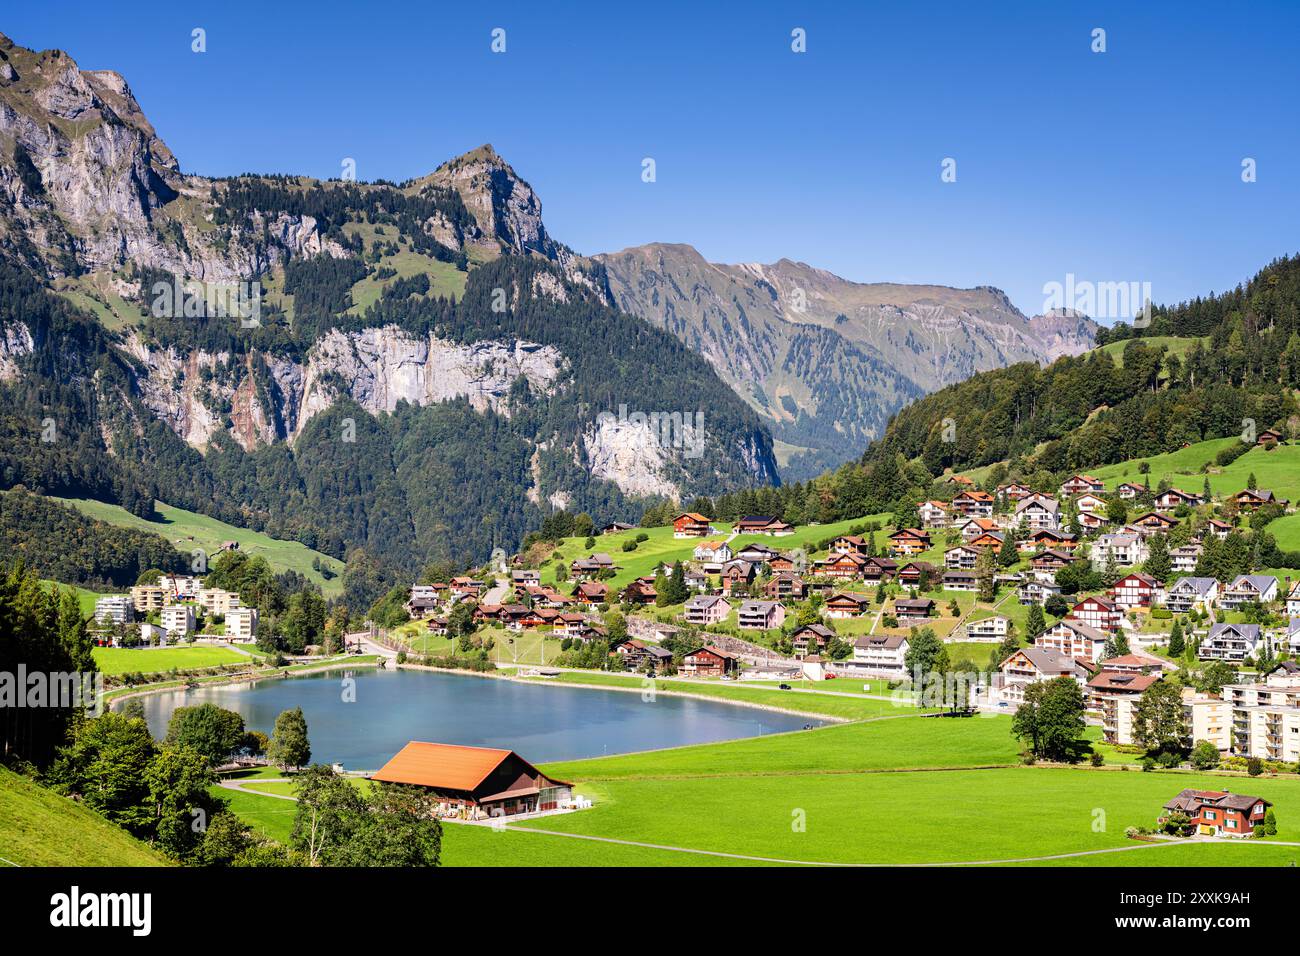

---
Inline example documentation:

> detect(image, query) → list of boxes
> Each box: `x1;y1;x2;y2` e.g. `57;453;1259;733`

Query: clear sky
7;1;1299;320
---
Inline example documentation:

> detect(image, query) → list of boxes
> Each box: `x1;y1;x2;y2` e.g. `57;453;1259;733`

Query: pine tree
1026;603;1046;639
1167;619;1185;657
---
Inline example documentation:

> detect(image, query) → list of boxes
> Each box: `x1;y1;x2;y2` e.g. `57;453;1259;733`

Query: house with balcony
1162;576;1219;613
1160;790;1270;838
792;623;835;657
764;572;807;601
1017;576;1062;606
737;600;785;631
945;545;981;570
1200;622;1264;662
917;501;951;529
684;594;731;626
964;615;1009;642
942;570;978;592
1219;575;1278;610
1233;489;1289;512
1154;488;1202;510
889;528;931;556
1067;595;1124;633
1087;668;1163;744
1037;619;1108;663
1110;572;1161;609
952;489;995;519
997;647;1090;705
847;633;910;678
1169;543;1202;574
815;552;867;580
1091;532;1148;568
824;592;872;618
1060;474;1105;497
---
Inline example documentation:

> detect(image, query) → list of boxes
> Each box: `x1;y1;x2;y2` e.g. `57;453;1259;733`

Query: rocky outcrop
582;416;679;499
0;321;33;381
1028;310;1101;361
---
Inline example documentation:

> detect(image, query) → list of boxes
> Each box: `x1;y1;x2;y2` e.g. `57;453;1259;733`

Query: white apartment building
845;633;910;678
199;587;242;617
963;615;1009;642
160;604;196;637
94;595;133;625
225;607;258;643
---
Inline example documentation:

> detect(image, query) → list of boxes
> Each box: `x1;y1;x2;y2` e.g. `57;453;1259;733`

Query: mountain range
0;30;1094;575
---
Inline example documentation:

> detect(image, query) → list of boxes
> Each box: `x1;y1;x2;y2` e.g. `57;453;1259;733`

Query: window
1227;819;1237;829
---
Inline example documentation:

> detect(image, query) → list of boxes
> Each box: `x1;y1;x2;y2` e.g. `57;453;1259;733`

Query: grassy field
41;579;110;617
1090;436;1300;503
1091;335;1208;367
53;496;344;597
0;766;170;866
516;670;911;720
92;645;251;676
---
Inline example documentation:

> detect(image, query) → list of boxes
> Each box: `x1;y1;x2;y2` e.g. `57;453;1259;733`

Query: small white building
161;603;196;638
963;615;1009;642
94;595;133;626
225;607;259;643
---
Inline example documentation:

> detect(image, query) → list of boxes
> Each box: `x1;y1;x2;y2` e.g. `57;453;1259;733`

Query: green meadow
92;645;251;676
53;496;344;596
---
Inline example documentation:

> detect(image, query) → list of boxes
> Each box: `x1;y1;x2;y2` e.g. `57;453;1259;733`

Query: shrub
1247;756;1264;776
1189;740;1220;770
1090;752;1104;767
1141;757;1156;772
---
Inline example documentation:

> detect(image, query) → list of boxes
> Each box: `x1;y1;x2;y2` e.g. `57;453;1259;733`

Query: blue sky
7;1;1299;320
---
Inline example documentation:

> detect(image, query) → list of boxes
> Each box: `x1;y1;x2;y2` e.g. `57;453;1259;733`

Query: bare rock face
1027;309;1101;361
583;416;678;499
417;145;552;259
292;327;566;437
0;321;34;381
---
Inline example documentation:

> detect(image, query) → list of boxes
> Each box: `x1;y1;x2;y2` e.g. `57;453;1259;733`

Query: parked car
778;683;792;690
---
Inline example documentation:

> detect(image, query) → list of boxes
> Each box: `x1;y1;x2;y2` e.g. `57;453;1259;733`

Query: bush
1189;740;1220;770
1156;750;1181;769
1247;756;1264;776
1090;752;1104;767
395;650;407;664
1141;757;1156;772
621;540;638;552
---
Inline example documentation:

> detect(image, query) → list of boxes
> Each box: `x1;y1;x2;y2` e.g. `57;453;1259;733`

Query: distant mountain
0;33;776;580
598;243;1098;479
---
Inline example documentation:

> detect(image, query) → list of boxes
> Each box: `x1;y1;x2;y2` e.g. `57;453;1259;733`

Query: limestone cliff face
118;325;566;450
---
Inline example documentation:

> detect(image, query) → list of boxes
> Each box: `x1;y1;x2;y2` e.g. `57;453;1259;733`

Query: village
391;434;1300;796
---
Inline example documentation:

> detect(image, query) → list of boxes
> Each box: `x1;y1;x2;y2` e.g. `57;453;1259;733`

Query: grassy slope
1091;335;1208;367
0;766;170;866
52;496;344;597
41;579;110;616
92;645;250;676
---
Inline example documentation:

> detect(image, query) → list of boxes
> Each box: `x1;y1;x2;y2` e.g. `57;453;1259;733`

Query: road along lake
135;668;820;768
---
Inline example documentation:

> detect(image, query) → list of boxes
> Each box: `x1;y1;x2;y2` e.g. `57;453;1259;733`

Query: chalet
1199;622;1264;662
473;604;503;623
573;581;609;605
824;592;872;618
1233;489;1289;512
683;569;710;592
1088;669;1163;744
372;742;574;819
1015;497;1061;532
917;501;951;529
997;482;1033;502
693;540;733;565
946;474;974;487
847;633;909;678
556;613;592;638
889;528;931;556
896;561;939;590
512;570;541;587
1060;474;1104;497
1289;580;1300;617
1076;510;1110;532
1037;619;1108;663
815;552;867;580
861;556;899;583
1091;532;1148;568
721;560;758;595
767;553;798;573
968;529;1005;551
621;580;657;605
1154;488;1201;510
1131;511;1179;533
673;512;713;538
450;577;486;599
998;647;1090;705
571;554;617;579
765;572;807;601
942;570;978;592
602;521;635;534
738;600;786;631
793;623;835;656
952;489;995;519
1219;574;1278;610
1160;790;1270;838
1163;576;1219;613
425;617;449;636
964;615;1009;642
612;637;672;671
1017;577;1062;606
1023;528;1079;552
734;516;794;536
831;535;870;555
1067;595;1124;633
1256;428;1286;446
945;545;981;570
1287;619;1300;654
1031;549;1075;577
959;517;1001;542
679;645;740;678
1169;543;1203;574
1116;482;1147;500
735;543;781;565
405;596;442;620
1205;518;1233;539
894;598;935;622
1110;572;1161;609
684;594;731;626
1074;492;1107;515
